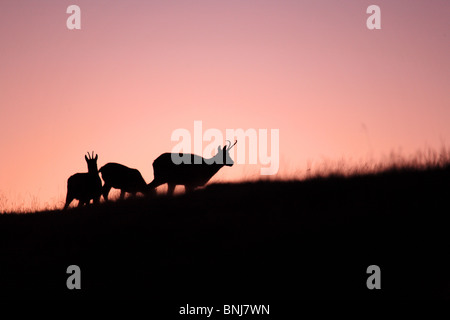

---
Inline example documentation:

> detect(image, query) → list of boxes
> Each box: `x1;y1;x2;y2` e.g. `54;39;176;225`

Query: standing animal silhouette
148;140;237;195
99;162;154;200
64;152;102;209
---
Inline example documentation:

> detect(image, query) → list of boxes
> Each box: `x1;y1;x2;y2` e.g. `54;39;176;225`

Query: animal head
85;151;99;173
216;140;237;167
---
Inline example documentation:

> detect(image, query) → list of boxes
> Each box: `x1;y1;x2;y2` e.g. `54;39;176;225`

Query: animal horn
86;151;90;159
229;140;237;149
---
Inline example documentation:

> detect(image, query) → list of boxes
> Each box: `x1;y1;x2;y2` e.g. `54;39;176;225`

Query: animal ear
217;146;222;153
85;155;89;161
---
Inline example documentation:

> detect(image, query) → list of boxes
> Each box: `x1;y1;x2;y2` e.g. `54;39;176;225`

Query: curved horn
226;140;232;149
229;140;237;149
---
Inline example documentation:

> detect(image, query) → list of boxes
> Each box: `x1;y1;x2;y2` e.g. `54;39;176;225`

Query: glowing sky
1;0;449;211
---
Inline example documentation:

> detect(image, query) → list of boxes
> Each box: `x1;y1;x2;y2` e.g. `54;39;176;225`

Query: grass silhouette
0;160;449;299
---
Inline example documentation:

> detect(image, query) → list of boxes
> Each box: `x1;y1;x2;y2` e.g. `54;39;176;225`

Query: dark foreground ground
1;166;449;300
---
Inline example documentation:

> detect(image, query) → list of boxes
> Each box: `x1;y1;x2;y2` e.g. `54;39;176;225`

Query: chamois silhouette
64;152;102;209
147;140;237;195
99;162;154;200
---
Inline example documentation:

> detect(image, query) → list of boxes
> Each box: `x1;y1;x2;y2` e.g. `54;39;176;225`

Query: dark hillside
1;166;449;299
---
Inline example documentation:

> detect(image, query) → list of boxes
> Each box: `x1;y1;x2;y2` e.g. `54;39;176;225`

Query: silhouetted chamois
99;162;154;200
148;140;237;195
64;152;102;209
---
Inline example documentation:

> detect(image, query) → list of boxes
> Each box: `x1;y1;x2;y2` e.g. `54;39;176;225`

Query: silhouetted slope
1;165;449;299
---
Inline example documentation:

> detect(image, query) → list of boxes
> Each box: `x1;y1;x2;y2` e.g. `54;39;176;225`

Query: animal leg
102;184;112;201
147;179;164;197
167;184;176;196
119;190;126;200
64;194;73;210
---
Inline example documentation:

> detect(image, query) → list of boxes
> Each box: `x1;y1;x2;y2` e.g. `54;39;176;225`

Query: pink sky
1;0;449;211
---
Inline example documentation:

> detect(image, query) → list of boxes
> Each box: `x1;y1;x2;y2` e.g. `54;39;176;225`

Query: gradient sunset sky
1;0;449;211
